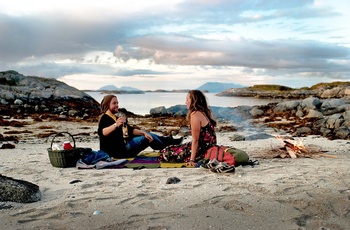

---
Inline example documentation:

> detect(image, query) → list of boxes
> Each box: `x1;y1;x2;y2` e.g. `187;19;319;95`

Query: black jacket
97;114;134;158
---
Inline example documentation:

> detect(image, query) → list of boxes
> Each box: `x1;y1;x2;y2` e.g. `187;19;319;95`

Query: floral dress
159;121;217;163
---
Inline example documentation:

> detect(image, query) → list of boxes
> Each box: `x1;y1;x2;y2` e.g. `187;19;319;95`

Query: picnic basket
47;132;81;168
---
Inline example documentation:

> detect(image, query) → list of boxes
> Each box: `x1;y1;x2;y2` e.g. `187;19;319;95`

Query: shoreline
1;120;350;229
85;91;284;116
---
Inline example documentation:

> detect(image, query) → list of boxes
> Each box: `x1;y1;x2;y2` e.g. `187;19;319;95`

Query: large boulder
0;70;100;120
0;174;41;203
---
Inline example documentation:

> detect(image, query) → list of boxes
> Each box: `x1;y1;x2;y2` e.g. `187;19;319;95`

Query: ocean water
86;91;281;116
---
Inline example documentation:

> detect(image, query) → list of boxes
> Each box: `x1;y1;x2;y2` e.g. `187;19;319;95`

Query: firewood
280;152;288;158
283;140;295;148
317;153;337;158
286;146;297;159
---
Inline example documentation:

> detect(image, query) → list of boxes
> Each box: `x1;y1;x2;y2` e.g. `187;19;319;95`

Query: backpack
204;145;250;167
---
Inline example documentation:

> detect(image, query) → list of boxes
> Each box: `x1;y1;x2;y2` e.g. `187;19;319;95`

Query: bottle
63;141;73;150
122;123;129;138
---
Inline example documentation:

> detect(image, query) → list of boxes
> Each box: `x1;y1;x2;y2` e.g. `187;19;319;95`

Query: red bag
204;145;249;166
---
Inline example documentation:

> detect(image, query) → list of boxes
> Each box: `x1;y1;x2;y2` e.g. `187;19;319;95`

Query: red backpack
204;145;250;167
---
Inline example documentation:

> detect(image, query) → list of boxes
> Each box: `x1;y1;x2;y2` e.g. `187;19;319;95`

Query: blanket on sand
76;152;189;170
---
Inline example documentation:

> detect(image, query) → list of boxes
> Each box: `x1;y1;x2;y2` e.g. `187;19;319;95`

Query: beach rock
150;106;168;117
250;107;264;117
0;174;41;203
0;142;16;149
245;133;274;140
253;97;350;140
301;97;322;109
273;101;300;114
229;134;246;141
305;109;324;118
343;111;350;120
0;70;100;121
295;110;304;117
150;104;253;123
320;86;350;98
167;105;187;117
147;93;350;140
212;105;252;122
293;127;312;137
166;177;181;184
333;127;350;139
217;83;350;99
321;98;346;109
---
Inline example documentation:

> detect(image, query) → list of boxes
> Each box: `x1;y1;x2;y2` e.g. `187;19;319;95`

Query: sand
1;120;350;230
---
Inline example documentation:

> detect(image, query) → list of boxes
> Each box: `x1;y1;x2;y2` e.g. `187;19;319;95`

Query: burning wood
283;140;308;158
265;136;336;159
276;136;310;159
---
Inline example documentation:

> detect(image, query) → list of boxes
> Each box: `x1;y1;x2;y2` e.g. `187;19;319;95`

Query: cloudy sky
0;0;349;90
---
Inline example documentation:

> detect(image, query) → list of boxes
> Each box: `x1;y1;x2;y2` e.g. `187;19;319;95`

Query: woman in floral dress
159;90;217;166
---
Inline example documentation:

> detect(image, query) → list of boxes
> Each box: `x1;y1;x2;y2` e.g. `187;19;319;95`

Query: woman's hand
186;160;197;167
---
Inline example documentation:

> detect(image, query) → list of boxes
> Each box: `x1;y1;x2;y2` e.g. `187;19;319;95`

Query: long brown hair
100;94;116;113
186;90;217;126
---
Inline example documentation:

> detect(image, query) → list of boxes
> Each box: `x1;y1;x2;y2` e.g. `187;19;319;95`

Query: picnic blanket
76;151;190;170
76;159;128;169
125;156;160;169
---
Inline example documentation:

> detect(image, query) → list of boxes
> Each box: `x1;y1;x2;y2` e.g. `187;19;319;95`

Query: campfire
276;136;308;158
273;136;336;159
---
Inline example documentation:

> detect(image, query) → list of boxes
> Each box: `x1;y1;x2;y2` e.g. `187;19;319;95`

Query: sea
86;91;282;116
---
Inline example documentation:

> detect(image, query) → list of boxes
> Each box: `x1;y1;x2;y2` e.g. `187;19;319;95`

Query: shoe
171;136;184;145
205;159;219;170
210;162;235;173
164;136;183;146
167;135;183;145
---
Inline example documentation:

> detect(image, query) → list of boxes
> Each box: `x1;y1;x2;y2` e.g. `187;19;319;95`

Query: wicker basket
47;132;81;168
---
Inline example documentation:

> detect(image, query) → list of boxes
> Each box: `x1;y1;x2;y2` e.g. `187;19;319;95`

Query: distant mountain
197;82;245;93
99;85;118;91
98;85;142;92
120;86;142;92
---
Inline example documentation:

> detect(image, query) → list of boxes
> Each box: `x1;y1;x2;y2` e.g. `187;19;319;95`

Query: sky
0;0;349;91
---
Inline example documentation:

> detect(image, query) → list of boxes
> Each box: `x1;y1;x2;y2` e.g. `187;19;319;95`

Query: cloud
0;0;342;62
115;35;350;70
0;0;349;90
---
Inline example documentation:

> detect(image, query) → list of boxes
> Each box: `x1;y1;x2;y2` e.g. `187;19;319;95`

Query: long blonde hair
186;90;216;126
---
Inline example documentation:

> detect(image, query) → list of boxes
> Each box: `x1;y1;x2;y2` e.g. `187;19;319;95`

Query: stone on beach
0;174;41;203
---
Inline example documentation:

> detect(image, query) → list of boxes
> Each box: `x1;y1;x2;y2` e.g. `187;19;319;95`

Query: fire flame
275;136;308;158
274;135;336;159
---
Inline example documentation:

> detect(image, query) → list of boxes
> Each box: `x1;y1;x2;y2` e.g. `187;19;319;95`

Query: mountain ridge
95;81;244;93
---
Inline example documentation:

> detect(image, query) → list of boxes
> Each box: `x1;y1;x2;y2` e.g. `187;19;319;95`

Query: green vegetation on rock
247;84;294;91
310;81;350;90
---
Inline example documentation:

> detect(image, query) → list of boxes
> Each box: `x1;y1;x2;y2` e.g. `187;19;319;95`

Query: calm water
86;91;281;115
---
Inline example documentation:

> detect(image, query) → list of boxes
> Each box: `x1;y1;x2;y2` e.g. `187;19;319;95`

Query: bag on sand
202;145;259;173
80;149;112;165
204;145;251;167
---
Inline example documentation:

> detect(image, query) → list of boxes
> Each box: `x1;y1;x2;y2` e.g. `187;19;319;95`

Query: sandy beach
1;119;350;230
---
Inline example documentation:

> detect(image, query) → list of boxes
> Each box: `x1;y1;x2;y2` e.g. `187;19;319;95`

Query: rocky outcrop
0;174;41;203
150;97;350;140
252;97;350;140
150;104;251;123
217;84;350;99
0;71;100;121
